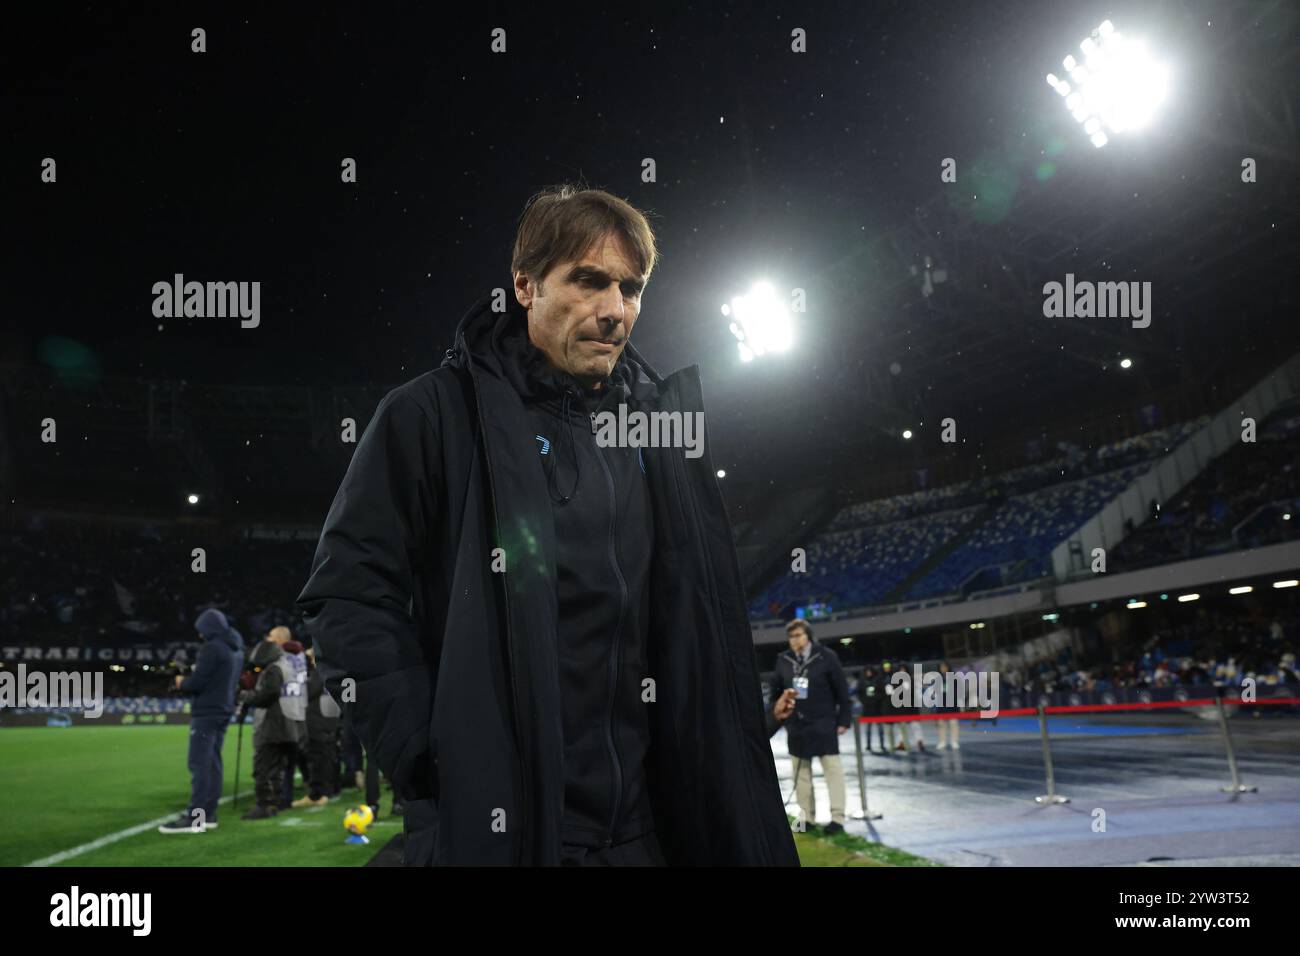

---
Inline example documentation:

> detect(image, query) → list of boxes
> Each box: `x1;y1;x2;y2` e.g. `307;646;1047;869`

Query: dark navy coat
297;292;798;867
772;643;852;758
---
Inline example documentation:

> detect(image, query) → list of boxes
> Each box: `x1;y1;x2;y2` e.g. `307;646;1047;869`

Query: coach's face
515;233;646;389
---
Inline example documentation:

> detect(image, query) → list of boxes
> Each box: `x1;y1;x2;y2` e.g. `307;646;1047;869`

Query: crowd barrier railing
845;685;1299;818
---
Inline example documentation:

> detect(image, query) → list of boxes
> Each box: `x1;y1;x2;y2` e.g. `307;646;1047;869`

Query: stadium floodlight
187;493;200;505
1273;579;1299;589
722;281;794;362
902;429;914;440
1119;357;1133;369
1126;600;1147;609
1177;593;1199;602
1228;585;1253;595
1046;20;1169;148
716;469;726;479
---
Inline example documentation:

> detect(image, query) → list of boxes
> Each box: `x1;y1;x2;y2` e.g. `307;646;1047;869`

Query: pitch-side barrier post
1214;686;1257;794
851;718;883;820
1034;702;1070;805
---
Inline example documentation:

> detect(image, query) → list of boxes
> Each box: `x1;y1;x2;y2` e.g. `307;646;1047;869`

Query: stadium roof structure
5;1;1298;517
709;3;1299;497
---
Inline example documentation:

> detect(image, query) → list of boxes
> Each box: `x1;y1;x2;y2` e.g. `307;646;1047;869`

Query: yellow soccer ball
343;805;375;835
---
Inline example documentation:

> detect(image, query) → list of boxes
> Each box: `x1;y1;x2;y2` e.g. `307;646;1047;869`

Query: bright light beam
722;281;794;362
1046;20;1169;148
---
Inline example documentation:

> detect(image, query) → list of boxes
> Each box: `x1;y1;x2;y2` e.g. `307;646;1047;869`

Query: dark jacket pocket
401;797;439;866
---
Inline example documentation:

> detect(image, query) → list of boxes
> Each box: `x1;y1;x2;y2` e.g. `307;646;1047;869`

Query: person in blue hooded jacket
159;608;245;834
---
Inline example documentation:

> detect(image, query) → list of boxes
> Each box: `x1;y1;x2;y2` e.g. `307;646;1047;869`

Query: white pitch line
24;790;254;868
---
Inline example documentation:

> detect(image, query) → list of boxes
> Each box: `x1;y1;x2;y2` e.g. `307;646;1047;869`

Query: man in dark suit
771;620;851;835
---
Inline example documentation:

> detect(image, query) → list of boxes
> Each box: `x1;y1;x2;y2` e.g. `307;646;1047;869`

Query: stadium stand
0;520;314;656
998;605;1299;696
750;420;1205;620
1109;398;1300;571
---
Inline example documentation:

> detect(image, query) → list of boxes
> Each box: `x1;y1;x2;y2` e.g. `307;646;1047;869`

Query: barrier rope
854;696;1300;723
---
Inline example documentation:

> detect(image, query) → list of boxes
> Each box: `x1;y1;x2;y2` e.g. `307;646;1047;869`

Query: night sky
7;0;1298;492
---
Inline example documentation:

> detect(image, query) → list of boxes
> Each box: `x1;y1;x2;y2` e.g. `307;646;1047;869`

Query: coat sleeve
246;662;283;709
179;640;217;696
295;387;439;802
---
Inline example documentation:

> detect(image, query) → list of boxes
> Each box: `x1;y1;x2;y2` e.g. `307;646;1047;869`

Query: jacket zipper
590;405;627;847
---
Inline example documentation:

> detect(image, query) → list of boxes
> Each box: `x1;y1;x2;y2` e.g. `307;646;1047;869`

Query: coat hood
249;639;285;668
194;607;228;638
443;290;667;503
194;607;243;653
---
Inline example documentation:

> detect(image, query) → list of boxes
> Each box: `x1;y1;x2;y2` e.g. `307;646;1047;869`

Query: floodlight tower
1046;19;1169;148
722;281;795;363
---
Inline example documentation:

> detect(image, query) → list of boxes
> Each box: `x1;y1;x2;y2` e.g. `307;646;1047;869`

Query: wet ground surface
770;711;1300;866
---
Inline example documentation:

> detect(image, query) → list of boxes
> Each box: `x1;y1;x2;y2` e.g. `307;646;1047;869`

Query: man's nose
595;283;626;326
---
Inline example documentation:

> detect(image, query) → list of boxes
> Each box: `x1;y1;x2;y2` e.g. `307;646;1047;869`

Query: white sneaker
952;742;961;750
936;742;948;750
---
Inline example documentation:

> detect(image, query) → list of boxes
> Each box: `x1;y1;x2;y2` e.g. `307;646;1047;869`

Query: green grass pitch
0;726;398;867
1;726;933;866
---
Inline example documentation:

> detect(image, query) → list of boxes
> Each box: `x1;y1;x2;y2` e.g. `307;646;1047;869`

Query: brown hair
510;183;658;292
785;620;811;639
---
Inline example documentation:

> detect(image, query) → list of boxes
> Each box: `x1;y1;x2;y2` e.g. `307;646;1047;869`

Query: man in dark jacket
159;607;244;834
241;633;308;819
297;185;798;866
771;620;851;834
271;627;312;809
292;647;342;808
